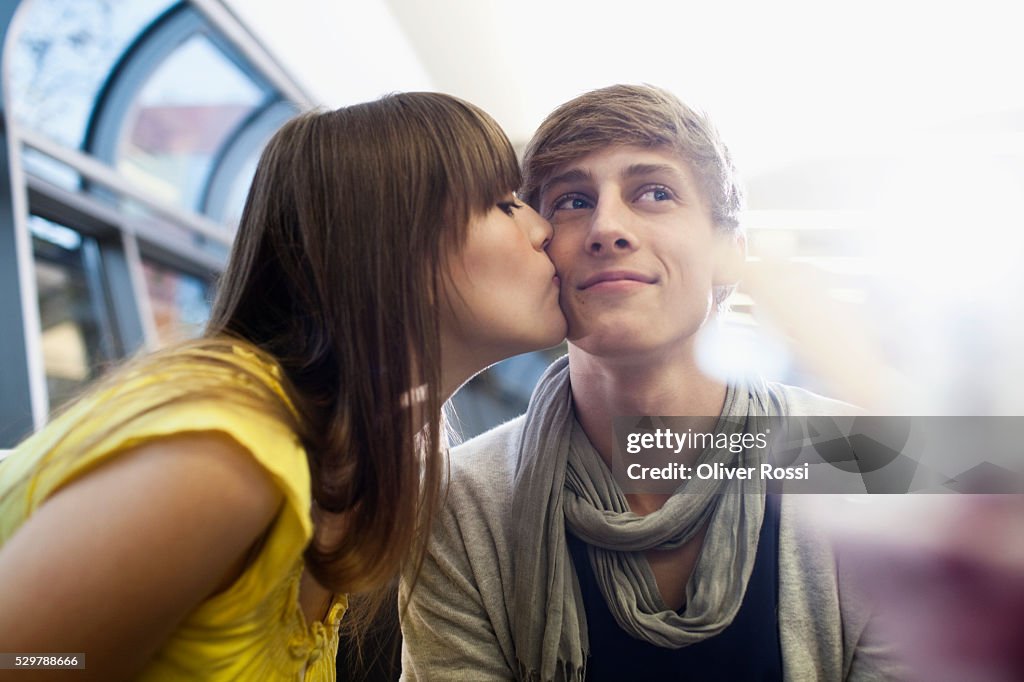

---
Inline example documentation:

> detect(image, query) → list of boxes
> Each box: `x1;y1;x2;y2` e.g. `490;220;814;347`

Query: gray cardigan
400;385;904;680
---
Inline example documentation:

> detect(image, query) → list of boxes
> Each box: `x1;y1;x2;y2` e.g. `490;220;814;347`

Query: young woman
0;93;565;680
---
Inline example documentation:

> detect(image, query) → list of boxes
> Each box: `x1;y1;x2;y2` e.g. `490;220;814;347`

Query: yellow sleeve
1;368;314;621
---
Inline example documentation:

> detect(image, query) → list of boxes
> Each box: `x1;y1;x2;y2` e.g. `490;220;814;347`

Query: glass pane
118;34;266;211
220;147;260;227
209;101;298;227
30;215;114;409
9;0;178;148
448;347;566;440
141;259;212;346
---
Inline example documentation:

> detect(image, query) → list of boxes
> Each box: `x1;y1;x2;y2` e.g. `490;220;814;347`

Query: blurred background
2;0;1023;444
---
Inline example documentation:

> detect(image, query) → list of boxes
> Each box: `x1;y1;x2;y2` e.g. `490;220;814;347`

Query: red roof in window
129;104;252;155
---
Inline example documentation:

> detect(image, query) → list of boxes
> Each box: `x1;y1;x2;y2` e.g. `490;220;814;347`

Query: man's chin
566;332;658;360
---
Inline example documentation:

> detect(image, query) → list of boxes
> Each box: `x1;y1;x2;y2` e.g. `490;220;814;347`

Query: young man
400;85;901;681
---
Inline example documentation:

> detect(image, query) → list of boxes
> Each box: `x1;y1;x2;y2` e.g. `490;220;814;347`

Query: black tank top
566;494;783;681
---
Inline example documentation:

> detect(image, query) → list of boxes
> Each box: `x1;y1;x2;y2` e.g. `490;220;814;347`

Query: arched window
1;0;313;441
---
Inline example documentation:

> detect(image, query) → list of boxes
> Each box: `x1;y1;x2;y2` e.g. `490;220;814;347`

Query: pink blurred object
813;496;1024;681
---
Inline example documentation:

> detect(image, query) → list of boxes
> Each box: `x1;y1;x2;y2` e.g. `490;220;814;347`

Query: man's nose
587;197;638;254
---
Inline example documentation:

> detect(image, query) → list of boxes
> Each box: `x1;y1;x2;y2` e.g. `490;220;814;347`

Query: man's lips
578;270;656;290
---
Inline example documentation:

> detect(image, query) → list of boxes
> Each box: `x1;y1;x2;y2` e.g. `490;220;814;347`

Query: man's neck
568;342;729;514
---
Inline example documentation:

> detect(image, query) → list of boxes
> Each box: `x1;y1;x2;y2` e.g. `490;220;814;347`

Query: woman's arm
0;432;282;681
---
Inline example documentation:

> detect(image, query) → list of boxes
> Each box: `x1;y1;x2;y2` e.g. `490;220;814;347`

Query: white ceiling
224;0;1024;179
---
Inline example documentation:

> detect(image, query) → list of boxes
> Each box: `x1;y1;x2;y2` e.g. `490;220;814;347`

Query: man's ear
712;230;746;286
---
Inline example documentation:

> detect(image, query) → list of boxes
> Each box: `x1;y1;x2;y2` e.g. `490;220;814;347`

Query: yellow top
0;342;346;680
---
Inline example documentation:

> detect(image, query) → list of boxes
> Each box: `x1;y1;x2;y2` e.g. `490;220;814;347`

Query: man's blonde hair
521;84;743;231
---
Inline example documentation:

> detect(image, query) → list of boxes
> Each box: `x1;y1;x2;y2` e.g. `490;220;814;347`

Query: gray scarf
509;356;783;681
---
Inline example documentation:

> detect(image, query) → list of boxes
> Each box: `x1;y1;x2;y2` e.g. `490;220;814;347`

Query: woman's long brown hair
4;93;521;638
205;92;521;596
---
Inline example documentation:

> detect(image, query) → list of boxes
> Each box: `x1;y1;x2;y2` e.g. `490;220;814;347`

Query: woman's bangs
443;105;522;241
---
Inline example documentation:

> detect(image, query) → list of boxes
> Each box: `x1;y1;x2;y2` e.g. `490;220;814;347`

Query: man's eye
637;186;673;202
552;194;593;211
